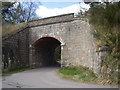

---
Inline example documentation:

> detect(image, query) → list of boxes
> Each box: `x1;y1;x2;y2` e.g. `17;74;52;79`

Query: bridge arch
31;36;62;67
31;34;65;46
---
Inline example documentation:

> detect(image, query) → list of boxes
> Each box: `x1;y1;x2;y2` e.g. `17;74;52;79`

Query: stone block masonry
2;13;103;74
2;27;29;70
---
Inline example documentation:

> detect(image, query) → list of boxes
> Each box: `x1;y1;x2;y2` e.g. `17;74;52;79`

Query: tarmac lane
2;67;117;88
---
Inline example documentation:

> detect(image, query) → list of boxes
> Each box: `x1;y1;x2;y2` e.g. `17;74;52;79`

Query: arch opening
33;37;61;67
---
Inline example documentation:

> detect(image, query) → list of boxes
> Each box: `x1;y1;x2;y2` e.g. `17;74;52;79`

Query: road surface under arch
2;67;114;88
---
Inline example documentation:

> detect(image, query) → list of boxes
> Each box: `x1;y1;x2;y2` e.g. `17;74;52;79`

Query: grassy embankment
2;22;27;37
89;2;120;85
58;66;118;86
59;66;98;84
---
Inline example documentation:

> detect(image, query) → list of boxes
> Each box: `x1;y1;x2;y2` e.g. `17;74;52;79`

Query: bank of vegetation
89;2;120;85
2;22;27;37
59;2;120;86
59;66;98;84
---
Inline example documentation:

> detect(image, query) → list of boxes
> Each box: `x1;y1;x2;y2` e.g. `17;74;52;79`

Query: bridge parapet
28;13;74;27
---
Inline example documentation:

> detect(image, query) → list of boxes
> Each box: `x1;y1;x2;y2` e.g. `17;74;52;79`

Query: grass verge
2;67;30;76
58;66;118;86
59;66;98;84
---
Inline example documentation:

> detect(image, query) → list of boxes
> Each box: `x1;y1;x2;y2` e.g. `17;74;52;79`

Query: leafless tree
17;2;40;23
2;2;40;24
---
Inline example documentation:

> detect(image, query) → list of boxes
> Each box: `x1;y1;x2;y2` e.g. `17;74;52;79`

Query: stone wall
2;27;29;71
29;13;74;27
2;13;102;74
28;15;99;73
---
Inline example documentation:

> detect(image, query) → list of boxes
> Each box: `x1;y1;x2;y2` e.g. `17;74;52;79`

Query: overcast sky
35;2;90;18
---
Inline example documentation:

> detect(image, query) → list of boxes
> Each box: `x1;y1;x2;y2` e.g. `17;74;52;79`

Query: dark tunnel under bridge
33;37;61;67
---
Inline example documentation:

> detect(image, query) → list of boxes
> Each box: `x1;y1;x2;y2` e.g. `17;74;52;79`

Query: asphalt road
2;67;116;88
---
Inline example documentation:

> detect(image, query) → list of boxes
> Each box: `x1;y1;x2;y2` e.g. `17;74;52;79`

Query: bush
88;2;120;85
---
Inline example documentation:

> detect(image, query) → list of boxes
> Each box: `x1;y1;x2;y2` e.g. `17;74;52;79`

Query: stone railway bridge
2;13;103;74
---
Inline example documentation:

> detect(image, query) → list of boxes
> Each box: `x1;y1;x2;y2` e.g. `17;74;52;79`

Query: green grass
59;66;98;83
2;67;30;76
59;66;119;86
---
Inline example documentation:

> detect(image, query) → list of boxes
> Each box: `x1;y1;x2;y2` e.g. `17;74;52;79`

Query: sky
35;2;90;18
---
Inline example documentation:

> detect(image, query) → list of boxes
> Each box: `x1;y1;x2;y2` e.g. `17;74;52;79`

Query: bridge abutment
2;13;103;74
